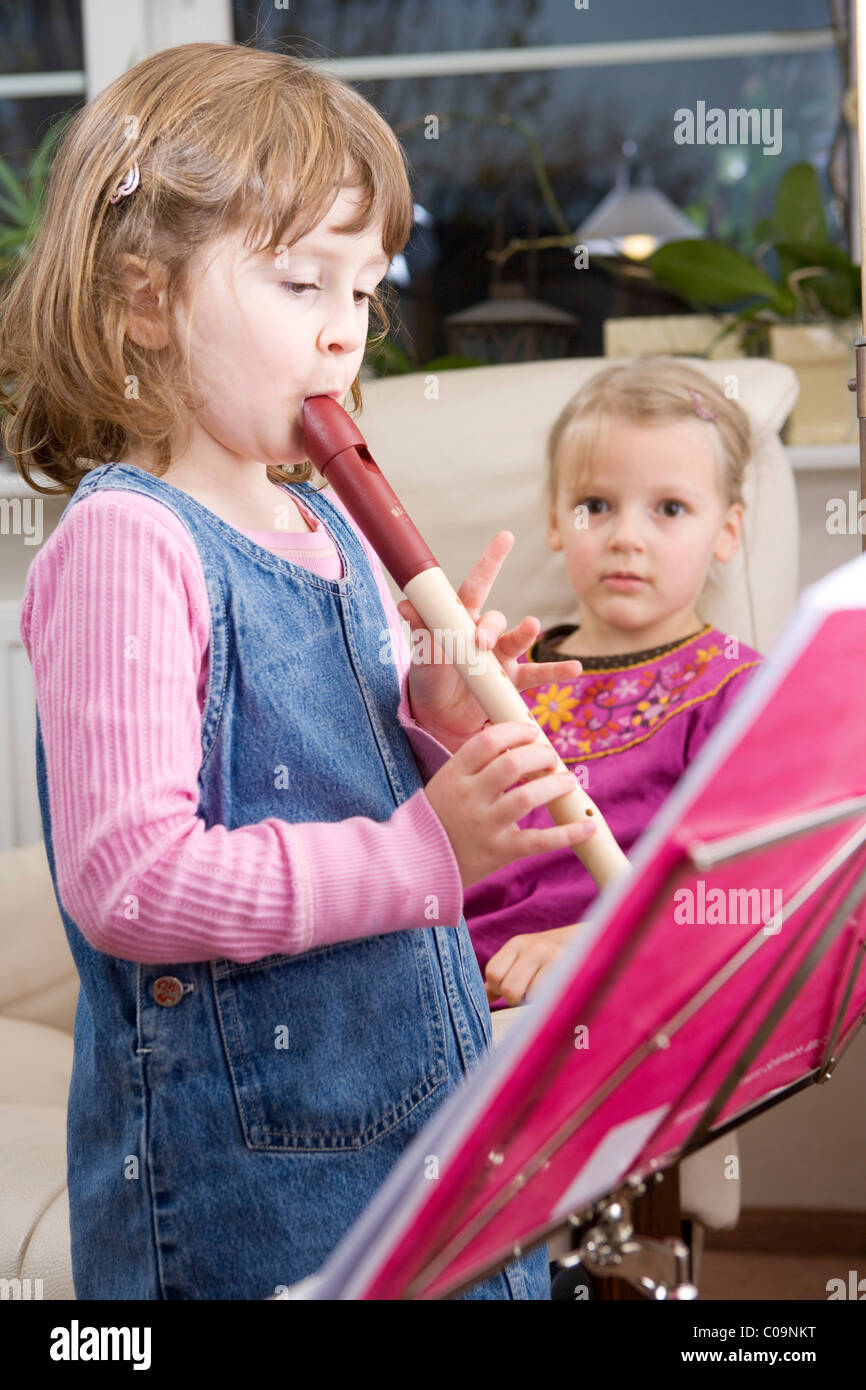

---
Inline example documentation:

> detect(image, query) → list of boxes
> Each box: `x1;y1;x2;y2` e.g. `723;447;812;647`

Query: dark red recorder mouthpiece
302;395;440;592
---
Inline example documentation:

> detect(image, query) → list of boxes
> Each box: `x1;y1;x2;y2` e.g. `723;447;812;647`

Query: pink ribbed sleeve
19;489;463;964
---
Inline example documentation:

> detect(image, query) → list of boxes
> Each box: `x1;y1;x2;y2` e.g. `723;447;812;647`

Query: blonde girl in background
1;42;599;1300
462;359;765;1010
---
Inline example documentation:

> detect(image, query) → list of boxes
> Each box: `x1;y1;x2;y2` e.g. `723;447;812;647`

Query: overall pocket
211;929;450;1151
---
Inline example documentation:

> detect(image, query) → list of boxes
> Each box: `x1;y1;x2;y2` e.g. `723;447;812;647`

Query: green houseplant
0;116;70;280
0;117;72;474
642;162;860;444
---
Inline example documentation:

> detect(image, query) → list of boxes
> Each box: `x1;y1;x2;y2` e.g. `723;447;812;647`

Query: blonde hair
0;41;414;496
545;357;753;515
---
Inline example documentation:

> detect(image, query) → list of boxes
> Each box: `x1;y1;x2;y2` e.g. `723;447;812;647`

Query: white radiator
0;600;42;851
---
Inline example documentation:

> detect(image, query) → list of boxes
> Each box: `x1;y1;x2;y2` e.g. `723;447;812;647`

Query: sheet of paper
548;1105;670;1223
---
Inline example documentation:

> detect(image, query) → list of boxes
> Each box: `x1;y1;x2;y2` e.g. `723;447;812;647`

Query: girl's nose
608;515;645;549
318;299;367;357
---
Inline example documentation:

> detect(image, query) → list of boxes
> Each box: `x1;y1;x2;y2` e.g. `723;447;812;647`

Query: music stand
272;548;866;1300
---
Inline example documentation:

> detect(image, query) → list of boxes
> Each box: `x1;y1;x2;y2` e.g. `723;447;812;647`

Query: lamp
576;141;704;261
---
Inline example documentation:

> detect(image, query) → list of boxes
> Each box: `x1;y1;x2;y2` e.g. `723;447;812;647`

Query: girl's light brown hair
0;41;414;495
545;357;753;514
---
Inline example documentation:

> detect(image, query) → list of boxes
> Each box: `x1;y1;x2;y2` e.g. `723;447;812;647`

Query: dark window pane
234;3;845;359
233;0;829;56
0;1;83;74
0;97;83;179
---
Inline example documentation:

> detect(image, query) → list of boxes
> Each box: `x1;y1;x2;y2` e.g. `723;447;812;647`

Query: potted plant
0;116;69;281
0;117;72;474
641;163;861;445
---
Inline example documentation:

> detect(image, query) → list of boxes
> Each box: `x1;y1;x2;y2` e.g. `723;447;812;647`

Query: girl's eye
575;497;687;517
281;283;373;303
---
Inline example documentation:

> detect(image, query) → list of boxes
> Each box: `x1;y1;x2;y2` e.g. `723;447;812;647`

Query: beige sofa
0;355;799;1298
0;842;79;1298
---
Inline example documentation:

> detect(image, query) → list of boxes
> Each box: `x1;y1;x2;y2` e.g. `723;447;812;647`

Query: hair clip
688;387;717;421
109;162;140;203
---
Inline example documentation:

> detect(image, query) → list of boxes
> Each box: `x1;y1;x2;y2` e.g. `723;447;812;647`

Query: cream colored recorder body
404;565;631;888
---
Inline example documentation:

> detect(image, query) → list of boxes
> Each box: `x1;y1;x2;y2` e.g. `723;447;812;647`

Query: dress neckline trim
528;622;715;672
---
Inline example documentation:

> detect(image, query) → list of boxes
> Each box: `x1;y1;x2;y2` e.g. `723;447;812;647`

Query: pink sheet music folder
301;550;866;1301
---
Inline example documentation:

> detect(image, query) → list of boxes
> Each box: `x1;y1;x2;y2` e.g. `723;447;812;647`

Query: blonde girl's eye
660;500;687;517
281;283;373;303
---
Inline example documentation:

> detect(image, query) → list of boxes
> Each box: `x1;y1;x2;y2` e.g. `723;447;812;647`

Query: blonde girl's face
547;415;744;648
174;184;390;469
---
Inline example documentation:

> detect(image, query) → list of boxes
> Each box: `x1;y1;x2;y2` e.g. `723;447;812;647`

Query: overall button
152;976;185;1007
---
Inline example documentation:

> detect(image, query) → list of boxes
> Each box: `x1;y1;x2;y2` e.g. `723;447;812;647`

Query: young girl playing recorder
3;42;598;1300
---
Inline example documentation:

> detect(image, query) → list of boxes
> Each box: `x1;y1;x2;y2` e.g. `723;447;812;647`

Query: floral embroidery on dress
526;629;758;760
531;683;579;734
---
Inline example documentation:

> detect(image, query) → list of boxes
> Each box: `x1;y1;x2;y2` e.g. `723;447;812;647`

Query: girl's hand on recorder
424;720;597;892
396;531;584;751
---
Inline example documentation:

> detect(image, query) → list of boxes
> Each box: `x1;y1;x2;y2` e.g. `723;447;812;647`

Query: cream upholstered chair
0;356;799;1297
358;356;798;651
0;841;78;1298
358;355;800;1276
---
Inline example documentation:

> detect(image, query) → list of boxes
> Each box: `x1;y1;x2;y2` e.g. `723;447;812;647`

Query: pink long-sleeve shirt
20;482;465;965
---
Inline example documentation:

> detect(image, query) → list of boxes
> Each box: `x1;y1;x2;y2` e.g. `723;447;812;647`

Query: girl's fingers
458;719;544;774
484;941;520;999
477;611;508;649
510;818;598;856
484;614;539;655
459;533;515;616
494;766;578;812
500;963;533;1006
495;955;539;1006
517;658;583;684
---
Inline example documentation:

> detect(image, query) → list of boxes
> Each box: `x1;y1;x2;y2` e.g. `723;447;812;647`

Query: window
234;0;843;358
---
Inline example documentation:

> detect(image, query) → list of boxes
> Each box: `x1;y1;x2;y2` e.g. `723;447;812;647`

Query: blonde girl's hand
395;531;583;749
484;922;588;1006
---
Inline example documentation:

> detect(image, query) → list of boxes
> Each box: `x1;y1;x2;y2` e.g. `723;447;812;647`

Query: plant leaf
648;239;794;315
774;239;855;272
27;116;68;196
775;240;861;313
0;157;31;224
773;162;828;245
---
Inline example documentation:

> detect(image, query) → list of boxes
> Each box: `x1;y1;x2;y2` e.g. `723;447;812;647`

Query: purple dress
462;620;764;1007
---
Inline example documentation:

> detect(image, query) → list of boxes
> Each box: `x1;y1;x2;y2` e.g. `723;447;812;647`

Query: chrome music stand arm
556;1176;697;1301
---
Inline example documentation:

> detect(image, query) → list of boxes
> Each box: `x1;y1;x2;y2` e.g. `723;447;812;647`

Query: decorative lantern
445;281;579;364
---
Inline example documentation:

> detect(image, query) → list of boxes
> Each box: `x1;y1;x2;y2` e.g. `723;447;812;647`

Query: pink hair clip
109;162;140;203
688;387;717;421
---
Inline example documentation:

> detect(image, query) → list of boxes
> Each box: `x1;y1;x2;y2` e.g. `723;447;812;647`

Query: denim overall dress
33;462;550;1301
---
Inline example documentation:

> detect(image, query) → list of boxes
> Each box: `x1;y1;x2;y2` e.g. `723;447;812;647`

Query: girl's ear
713;502;745;564
548;511;563;551
118;253;170;350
